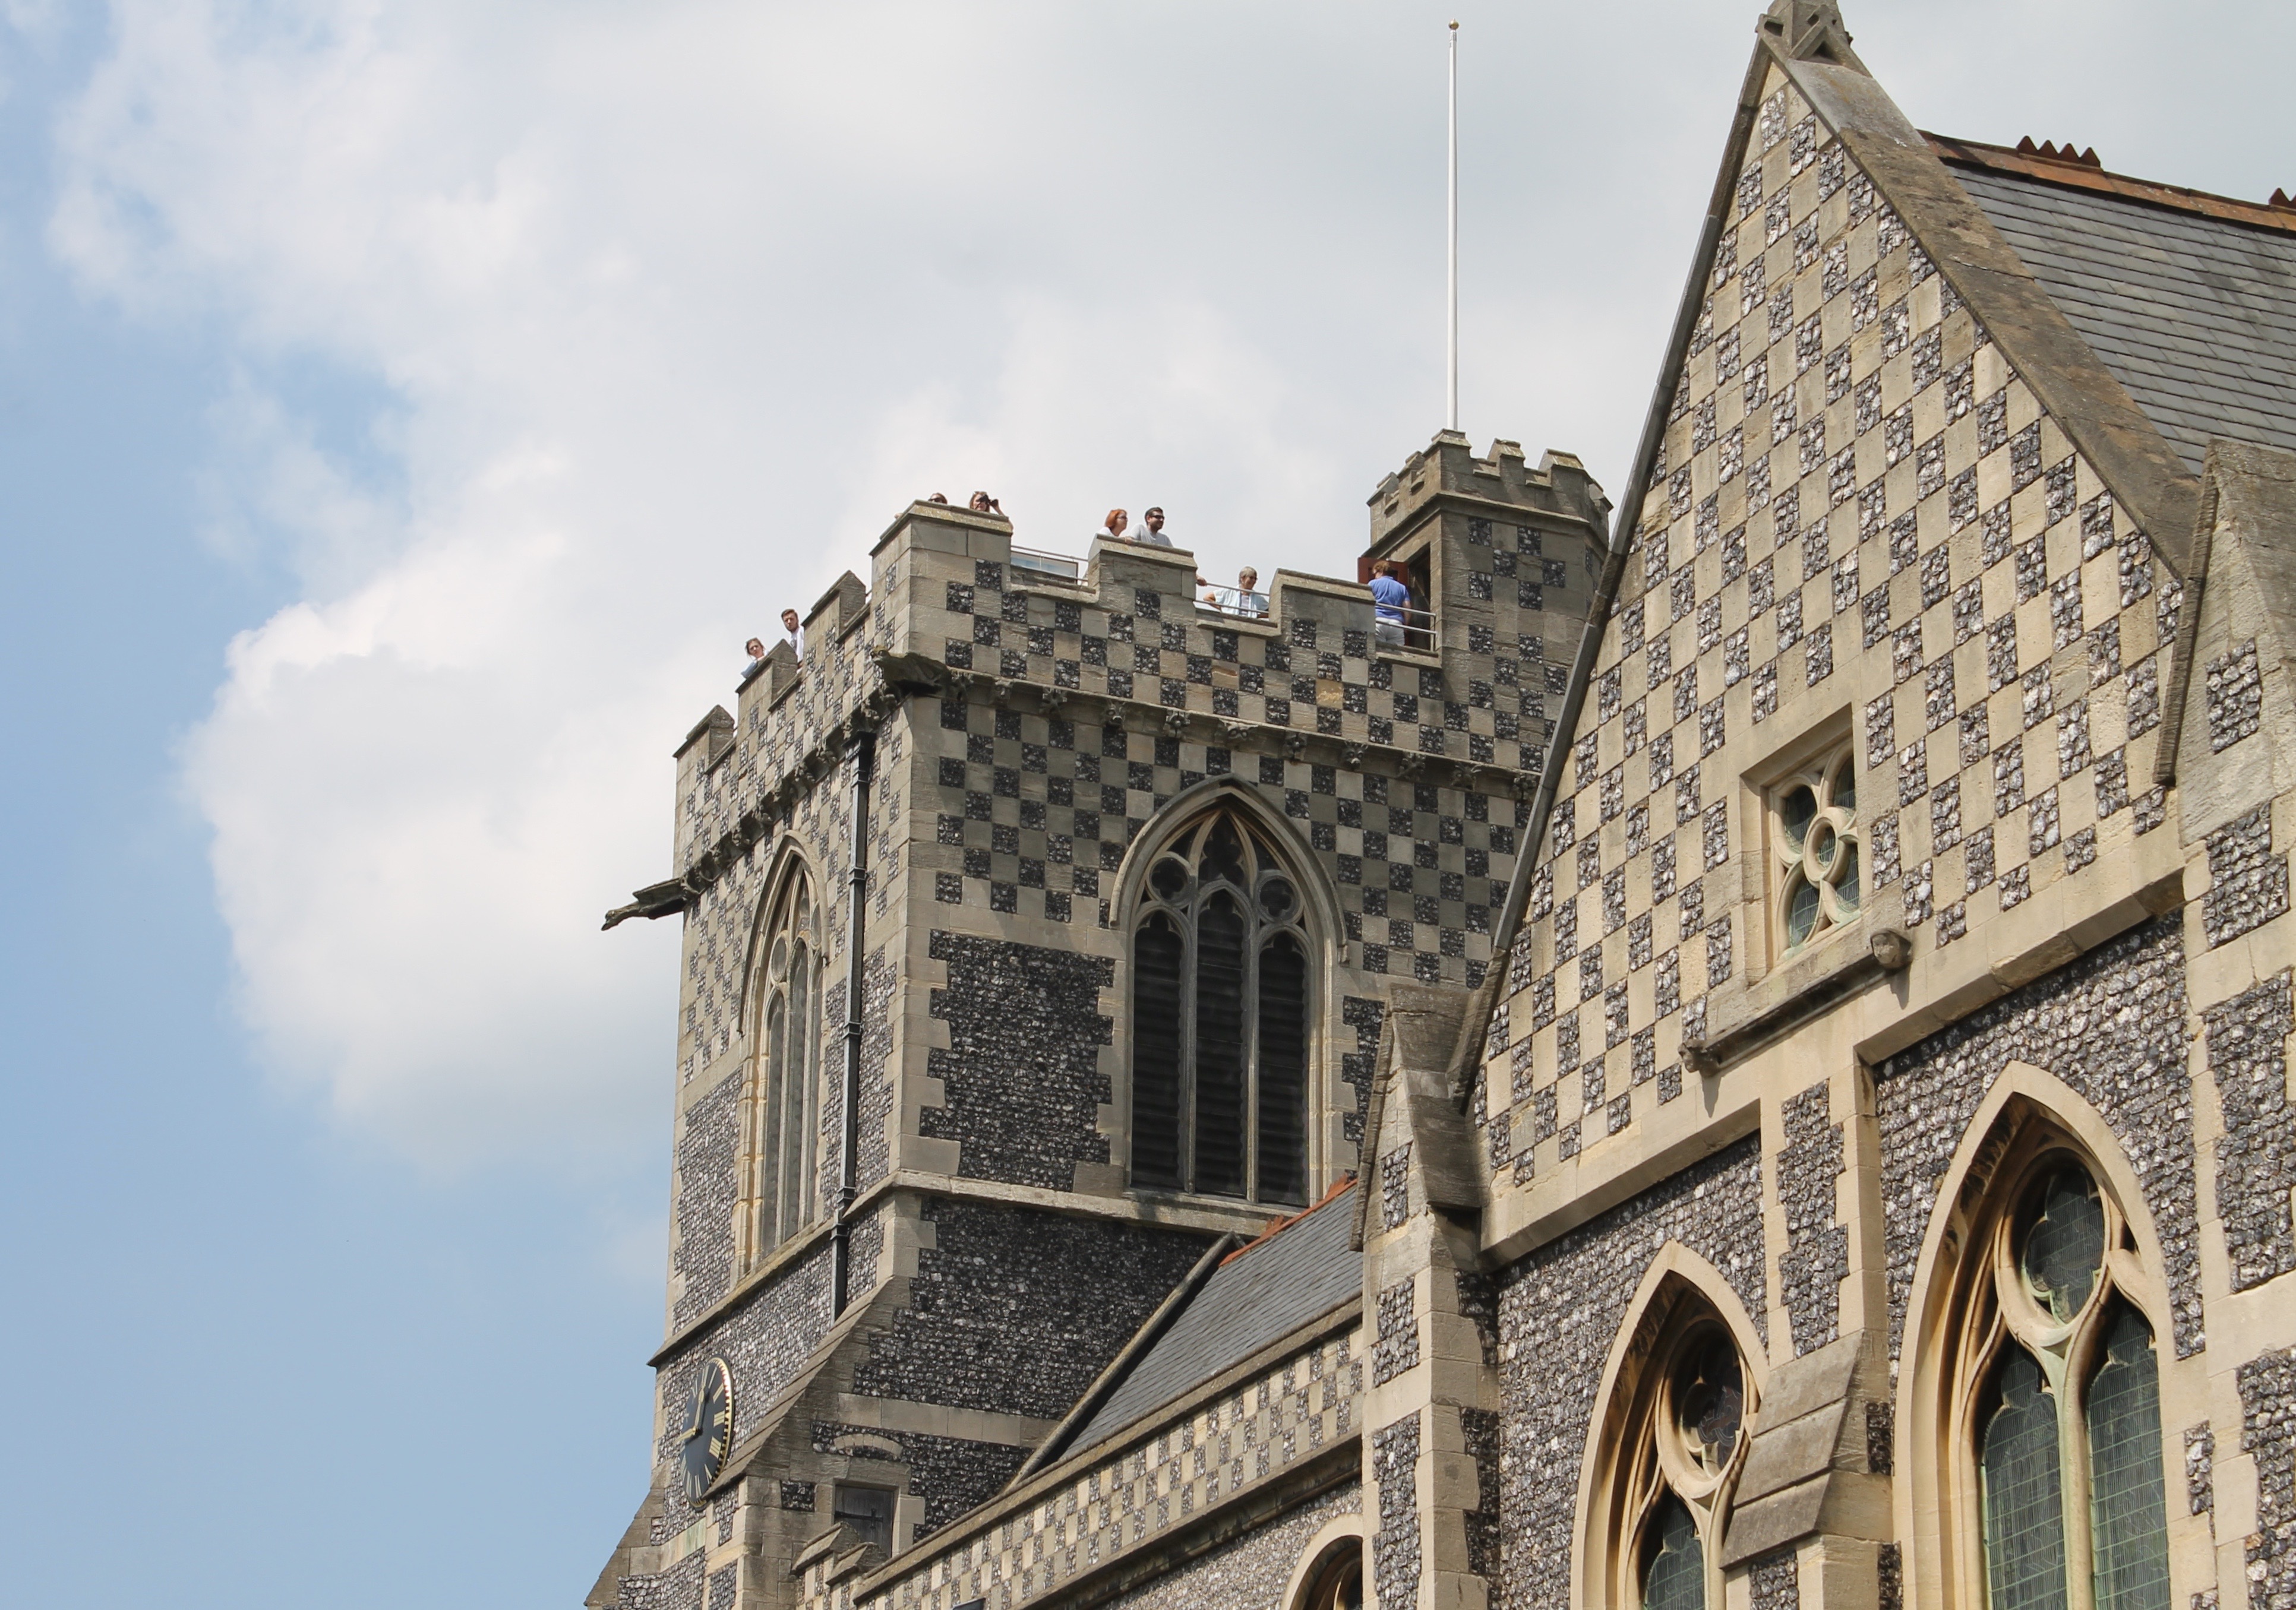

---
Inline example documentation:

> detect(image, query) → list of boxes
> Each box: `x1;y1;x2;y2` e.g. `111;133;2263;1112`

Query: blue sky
0;2;2286;1604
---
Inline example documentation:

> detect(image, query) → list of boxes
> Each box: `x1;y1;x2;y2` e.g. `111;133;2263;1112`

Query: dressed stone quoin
591;6;2296;1609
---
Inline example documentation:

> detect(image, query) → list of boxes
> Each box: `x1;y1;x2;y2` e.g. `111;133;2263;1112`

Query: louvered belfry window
1129;811;1311;1205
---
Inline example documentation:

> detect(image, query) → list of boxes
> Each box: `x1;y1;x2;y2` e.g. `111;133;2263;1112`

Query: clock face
678;1357;735;1503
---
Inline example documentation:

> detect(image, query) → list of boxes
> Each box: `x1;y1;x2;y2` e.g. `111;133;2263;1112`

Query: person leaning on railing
1199;568;1268;618
1369;561;1408;647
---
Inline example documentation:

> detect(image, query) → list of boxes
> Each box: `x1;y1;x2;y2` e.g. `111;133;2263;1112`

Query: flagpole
1447;20;1460;434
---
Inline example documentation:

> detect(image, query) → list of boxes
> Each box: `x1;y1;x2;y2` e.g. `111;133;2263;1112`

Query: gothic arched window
743;873;820;1263
1962;1156;2170;1610
1296;1537;1363;1610
1129;810;1312;1206
1594;1296;1752;1610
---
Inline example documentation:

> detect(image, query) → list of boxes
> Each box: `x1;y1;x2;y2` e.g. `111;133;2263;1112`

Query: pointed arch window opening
1962;1154;2172;1610
747;874;823;1262
1129;811;1313;1207
1599;1299;1751;1610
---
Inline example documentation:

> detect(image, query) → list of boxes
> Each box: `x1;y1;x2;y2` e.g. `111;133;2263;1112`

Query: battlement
668;437;1611;910
1366;431;1609;554
863;439;1607;781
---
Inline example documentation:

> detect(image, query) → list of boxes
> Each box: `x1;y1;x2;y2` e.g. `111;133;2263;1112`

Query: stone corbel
867;648;950;696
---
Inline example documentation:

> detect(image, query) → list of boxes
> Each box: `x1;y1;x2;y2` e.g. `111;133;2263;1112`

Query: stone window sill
1683;893;1909;1074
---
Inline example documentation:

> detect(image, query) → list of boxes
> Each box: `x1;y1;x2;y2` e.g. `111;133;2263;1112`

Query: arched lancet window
743;872;820;1263
1296;1538;1363;1610
1130;809;1313;1206
1597;1296;1752;1610
1959;1153;2171;1610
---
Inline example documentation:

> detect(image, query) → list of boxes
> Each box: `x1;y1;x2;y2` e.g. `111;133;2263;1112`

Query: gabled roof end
1758;0;1866;73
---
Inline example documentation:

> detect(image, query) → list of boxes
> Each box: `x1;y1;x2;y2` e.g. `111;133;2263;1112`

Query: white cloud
40;0;2293;1171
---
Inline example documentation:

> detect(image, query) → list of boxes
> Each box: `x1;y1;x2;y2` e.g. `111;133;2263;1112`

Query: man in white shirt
781;608;804;662
1209;567;1269;616
1233;567;1268;616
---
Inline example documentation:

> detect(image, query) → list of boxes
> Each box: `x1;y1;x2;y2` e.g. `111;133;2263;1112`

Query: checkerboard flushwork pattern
924;689;1528;989
1486;65;2181;1181
934;548;1567;773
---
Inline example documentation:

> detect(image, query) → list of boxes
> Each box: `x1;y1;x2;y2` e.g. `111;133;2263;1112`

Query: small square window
1766;736;1862;955
833;1484;895;1556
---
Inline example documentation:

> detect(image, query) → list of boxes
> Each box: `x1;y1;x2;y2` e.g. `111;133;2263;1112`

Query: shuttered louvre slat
1192;893;1249;1197
1256;933;1309;1204
781;956;811;1233
1130;914;1186;1189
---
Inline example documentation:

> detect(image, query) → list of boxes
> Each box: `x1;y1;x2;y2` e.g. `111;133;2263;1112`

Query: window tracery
1296;1537;1363;1610
740;871;821;1266
1767;739;1861;954
1129;808;1313;1206
1957;1155;2171;1610
1597;1296;1753;1610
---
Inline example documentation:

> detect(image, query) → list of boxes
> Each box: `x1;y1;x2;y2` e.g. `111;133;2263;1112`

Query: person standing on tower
1370;561;1409;647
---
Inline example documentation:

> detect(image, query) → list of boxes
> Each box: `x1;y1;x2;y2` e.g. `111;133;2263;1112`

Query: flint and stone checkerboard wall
803;1327;1362;1610
1482;63;2181;1190
618;439;1605;1610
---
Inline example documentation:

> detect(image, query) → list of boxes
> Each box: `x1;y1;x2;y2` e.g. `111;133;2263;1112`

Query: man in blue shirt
1370;561;1410;647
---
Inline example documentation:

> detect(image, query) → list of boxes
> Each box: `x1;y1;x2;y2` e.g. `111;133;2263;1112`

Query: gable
1479;45;2186;1209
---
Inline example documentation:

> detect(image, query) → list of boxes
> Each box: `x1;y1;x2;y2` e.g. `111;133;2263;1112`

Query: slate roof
1932;138;2296;477
1066;1185;1360;1456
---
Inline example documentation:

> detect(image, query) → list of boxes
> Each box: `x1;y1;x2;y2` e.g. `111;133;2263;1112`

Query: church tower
592;436;1609;1606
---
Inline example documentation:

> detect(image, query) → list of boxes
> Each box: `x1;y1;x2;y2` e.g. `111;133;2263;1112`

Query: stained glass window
2021;1169;2104;1324
1769;742;1861;953
1969;1156;2173;1610
2087;1304;2171;1610
1675;1337;1744;1476
1641;1493;1704;1610
1982;1347;2069;1610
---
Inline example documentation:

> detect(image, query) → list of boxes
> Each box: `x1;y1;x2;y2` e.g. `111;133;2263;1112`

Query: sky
0;1;2287;1603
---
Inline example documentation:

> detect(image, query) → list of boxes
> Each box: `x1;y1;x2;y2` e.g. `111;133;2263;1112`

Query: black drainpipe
831;723;876;1318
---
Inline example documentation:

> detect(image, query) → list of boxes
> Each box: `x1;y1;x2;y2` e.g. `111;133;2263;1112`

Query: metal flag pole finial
1447;20;1460;434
